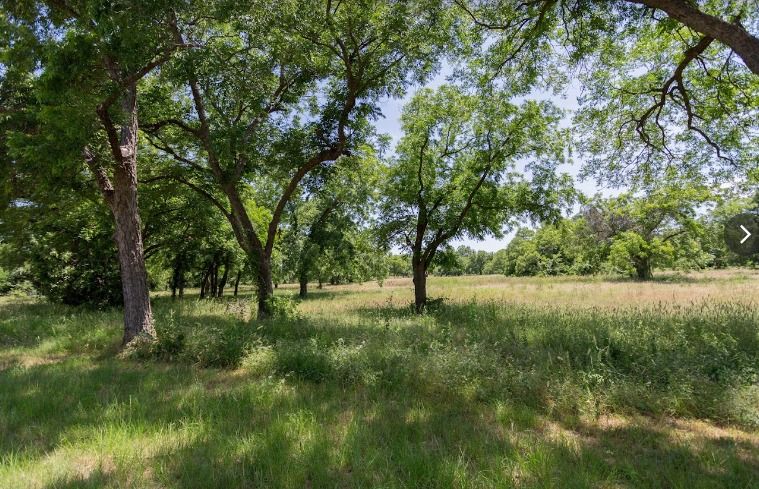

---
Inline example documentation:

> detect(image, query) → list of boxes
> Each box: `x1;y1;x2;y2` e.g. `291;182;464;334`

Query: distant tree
584;181;712;279
497;217;606;277
280;155;382;298
385;254;411;277
379;85;573;312
696;187;758;268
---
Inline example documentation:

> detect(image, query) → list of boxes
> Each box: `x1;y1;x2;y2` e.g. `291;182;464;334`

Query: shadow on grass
0;356;754;488
1;298;758;487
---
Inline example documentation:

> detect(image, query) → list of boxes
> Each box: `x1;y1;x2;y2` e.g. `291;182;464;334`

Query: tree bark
90;85;155;345
233;271;241;297
412;255;428;313
256;254;274;319
633;0;759;76
299;270;308;299
635;257;653;280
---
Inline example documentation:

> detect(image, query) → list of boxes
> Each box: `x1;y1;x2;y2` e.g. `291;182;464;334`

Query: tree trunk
256;253;274;319
177;257;184;299
102;87;154;345
233;271;241;297
217;257;230;297
412;256;427;314
299;270;308;299
171;258;181;299
111;185;155;344
200;269;209;299
635;258;653;280
209;259;218;297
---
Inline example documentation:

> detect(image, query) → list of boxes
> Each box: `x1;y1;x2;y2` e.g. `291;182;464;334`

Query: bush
264;295;301;320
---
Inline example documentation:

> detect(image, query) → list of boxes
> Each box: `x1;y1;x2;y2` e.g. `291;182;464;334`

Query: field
1;270;758;488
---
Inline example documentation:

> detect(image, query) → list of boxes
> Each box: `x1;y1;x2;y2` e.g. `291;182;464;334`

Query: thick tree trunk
111;182;155;344
233;272;241;297
92;86;154;345
412;257;427;314
635;258;653;280
299;270;308;299
256;254;274;319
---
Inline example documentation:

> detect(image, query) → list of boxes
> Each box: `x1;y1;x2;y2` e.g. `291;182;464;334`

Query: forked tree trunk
412;256;427;314
90;85;155;345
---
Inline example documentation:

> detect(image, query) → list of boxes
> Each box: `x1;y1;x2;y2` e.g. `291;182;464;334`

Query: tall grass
1;271;758;488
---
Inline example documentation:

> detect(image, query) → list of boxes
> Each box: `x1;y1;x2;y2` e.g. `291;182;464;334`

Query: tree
379;85;573;312
1;1;189;344
142;0;450;318
497;217;606;277
457;1;759;184
280;153;382;298
584;180;712;279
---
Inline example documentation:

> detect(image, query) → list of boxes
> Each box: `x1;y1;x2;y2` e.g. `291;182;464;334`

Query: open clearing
1;269;758;488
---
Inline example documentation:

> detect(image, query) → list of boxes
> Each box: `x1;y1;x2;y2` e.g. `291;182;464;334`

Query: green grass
1;271;758;488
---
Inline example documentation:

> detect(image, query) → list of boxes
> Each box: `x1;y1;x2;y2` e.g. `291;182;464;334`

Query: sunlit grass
1;269;758;488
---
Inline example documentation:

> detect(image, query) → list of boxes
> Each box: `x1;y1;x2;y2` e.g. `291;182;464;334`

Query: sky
374;67;612;252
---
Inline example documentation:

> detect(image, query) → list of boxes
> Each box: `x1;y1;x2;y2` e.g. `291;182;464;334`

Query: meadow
1;270;758;488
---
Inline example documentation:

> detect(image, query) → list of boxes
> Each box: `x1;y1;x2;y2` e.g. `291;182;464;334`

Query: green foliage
1;195;123;307
264;296;301;321
380;84;574;275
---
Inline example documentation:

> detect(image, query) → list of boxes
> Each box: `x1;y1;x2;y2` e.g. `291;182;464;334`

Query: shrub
264;296;302;320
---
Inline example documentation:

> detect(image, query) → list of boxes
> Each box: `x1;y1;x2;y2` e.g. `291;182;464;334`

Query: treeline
391;189;758;279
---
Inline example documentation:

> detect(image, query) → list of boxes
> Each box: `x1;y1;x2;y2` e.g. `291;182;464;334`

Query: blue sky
374;70;611;252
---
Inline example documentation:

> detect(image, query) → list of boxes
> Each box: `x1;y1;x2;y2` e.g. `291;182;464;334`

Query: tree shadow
1;297;758;487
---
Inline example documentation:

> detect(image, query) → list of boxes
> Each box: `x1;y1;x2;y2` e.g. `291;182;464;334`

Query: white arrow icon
740;225;752;244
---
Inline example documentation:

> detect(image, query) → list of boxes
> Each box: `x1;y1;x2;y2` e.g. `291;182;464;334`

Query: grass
1;270;758;488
